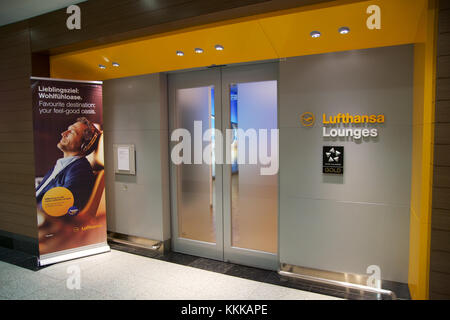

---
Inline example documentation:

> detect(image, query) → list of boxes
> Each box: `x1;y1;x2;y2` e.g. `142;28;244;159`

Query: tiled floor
0;245;341;300
0;243;410;300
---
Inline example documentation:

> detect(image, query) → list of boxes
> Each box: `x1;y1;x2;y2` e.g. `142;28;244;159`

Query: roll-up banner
30;77;109;266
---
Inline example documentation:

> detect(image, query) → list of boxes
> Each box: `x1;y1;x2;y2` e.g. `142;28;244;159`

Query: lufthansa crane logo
300;112;315;127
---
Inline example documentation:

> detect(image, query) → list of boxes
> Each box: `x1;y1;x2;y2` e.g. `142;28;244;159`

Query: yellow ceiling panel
259;0;427;57
51;0;427;81
51;20;278;80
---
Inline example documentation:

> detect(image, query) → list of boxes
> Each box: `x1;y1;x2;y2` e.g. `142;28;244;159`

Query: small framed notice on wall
113;144;136;175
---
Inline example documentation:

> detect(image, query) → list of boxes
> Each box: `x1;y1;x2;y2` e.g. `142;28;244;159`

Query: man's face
57;121;87;154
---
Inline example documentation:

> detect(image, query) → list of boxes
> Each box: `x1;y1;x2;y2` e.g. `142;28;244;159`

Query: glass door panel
175;86;216;243
168;69;223;261
222;63;279;270
230;81;278;253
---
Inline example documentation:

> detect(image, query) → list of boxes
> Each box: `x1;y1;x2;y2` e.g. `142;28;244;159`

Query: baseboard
38;242;110;266
107;231;170;254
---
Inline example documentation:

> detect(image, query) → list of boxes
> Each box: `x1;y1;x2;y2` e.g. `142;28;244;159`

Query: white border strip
30;76;102;84
39;245;110;266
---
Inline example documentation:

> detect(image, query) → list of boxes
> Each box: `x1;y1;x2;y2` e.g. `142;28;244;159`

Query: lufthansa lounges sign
300;112;385;141
322;113;385;140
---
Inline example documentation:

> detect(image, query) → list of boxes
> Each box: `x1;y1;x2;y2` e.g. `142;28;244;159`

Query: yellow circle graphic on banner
42;187;74;217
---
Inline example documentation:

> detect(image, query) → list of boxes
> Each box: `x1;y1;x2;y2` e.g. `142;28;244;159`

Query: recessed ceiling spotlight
310;31;321;38
339;27;350;35
194;48;204;54
98;64;106;69
176;50;184;56
112;62;120;67
215;44;224;51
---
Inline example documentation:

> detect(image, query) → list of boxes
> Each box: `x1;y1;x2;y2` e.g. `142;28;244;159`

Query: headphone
80;124;101;156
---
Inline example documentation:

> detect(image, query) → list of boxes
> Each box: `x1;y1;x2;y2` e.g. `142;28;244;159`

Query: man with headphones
36;117;100;213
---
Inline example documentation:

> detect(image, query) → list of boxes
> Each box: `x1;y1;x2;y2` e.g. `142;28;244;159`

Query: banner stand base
38;243;110;266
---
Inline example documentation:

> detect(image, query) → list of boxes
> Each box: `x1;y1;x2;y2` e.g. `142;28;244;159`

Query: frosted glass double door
168;63;278;270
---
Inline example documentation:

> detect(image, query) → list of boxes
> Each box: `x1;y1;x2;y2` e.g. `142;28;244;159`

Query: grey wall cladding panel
278;45;413;283
103;73;167;132
279;197;410;283
103;73;169;241
279;46;413;128
280;126;412;206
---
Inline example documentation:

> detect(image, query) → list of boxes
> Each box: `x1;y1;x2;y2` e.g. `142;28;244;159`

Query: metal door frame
168;68;224;261
221;62;279;270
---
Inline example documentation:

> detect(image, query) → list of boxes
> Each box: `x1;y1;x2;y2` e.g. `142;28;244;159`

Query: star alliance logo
323;146;344;174
325;147;341;163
